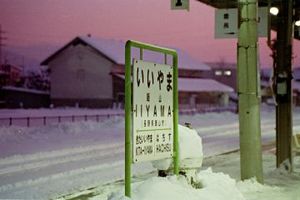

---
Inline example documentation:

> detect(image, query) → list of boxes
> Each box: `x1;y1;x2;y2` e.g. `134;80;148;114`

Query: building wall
212;68;237;91
179;91;229;110
112;75;125;104
178;69;211;78
206;62;237;92
48;43;114;107
0;88;50;108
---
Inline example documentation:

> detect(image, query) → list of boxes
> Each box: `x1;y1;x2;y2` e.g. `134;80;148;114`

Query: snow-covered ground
101;153;300;200
0;105;300;199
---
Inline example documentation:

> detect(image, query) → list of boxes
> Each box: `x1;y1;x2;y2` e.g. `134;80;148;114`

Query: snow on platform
0;106;300;199
63;152;300;200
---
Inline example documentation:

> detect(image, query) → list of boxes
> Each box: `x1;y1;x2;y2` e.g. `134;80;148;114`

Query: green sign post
125;40;179;197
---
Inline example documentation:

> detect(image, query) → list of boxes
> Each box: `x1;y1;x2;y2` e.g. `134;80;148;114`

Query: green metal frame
125;40;179;197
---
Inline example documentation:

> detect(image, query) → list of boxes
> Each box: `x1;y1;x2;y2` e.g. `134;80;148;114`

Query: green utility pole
275;0;293;171
237;0;263;183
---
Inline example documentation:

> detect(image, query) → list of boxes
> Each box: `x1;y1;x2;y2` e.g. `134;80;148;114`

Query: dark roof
206;62;236;69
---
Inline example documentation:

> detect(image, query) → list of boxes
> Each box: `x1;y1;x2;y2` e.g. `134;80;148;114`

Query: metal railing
0;113;124;127
0;106;236;127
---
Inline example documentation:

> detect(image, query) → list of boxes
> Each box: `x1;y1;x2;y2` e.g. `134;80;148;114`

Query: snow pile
237;179;285;200
152;125;203;170
108;168;290;200
109;168;245;200
197;168;245;200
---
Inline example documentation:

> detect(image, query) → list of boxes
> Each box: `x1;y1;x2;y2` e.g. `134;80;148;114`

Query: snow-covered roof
2;86;49;95
41;36;211;71
178;78;234;93
114;74;233;93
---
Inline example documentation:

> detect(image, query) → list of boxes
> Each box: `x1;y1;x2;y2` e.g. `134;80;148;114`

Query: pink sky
0;0;299;67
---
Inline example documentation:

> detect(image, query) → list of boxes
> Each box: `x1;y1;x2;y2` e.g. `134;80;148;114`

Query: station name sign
215;7;268;38
132;59;173;163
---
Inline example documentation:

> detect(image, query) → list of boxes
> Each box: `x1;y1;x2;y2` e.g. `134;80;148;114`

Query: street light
270;7;279;16
295;20;300;27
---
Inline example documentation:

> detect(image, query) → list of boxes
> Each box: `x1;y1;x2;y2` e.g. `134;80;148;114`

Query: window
215;70;222;76
224;13;229;19
223;22;229;29
224;70;232;76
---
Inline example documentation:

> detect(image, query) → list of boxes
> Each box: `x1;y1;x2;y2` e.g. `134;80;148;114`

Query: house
178;78;233;111
0;63;51;108
0;63;22;87
207;63;285;104
0;86;50;108
41;36;234;109
206;62;237;92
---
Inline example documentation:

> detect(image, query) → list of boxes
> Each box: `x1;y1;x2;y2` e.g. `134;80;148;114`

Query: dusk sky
1;0;300;68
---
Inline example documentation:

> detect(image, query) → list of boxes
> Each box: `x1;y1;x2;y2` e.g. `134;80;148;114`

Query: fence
179;105;237;115
0;113;124;127
0;105;236;127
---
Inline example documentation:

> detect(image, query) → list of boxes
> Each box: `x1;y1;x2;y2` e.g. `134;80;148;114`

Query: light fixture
224;70;232;76
295;20;300;27
270;7;279;16
215;70;222;76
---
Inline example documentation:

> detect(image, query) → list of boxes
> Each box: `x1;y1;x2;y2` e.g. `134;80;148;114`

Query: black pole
275;0;293;171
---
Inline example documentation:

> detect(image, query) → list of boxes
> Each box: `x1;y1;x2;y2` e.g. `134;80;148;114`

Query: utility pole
275;0;293;171
0;25;7;66
237;0;263;183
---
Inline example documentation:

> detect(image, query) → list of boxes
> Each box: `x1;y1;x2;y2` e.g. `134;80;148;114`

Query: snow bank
0;117;125;158
109;168;245;200
108;168;289;200
151;124;203;170
0;118;124;143
236;178;289;200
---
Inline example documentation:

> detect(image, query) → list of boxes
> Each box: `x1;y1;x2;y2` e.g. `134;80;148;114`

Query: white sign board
215;7;268;38
133;59;173;163
215;8;238;38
